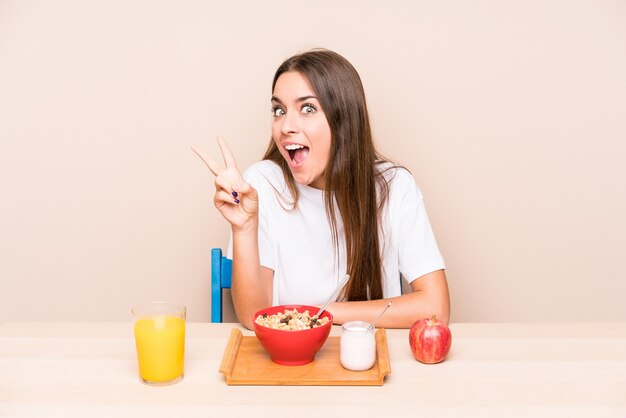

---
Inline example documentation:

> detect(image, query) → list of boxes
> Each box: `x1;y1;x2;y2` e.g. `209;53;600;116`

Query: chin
288;167;322;189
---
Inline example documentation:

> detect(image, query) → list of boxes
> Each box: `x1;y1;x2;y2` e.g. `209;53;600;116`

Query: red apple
409;315;452;364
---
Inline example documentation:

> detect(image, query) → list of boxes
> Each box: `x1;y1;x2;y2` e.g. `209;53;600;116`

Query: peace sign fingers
191;144;222;177
217;136;239;172
191;136;242;180
192;136;258;229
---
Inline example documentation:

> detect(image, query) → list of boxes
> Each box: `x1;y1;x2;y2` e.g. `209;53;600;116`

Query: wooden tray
219;328;391;386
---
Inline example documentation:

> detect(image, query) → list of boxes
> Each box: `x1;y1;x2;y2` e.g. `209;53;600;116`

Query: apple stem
431;315;437;322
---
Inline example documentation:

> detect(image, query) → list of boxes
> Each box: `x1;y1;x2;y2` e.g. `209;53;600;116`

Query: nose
280;111;299;135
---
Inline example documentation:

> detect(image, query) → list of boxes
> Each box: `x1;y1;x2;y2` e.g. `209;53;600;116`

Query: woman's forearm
327;293;447;328
327;270;450;328
231;222;272;329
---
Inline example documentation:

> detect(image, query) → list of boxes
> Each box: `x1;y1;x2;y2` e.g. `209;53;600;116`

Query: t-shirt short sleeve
390;169;445;283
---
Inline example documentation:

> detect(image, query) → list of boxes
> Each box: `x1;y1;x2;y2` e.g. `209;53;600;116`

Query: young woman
193;49;449;329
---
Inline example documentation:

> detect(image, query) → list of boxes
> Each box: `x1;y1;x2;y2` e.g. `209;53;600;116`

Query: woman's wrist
231;217;258;235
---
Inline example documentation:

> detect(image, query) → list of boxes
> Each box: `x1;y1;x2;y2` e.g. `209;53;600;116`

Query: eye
300;104;317;115
271;107;285;117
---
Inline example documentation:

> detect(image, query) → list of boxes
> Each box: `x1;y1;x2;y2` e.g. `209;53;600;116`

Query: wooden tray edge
375;328;391;383
219;328;243;383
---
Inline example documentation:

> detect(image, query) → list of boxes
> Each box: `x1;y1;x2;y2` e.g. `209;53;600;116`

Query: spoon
366;301;392;331
313;274;350;319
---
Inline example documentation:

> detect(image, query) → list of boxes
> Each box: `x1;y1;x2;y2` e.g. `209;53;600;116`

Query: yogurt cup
339;320;376;371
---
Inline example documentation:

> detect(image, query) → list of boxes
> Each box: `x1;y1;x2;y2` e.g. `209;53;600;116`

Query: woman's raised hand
191;137;258;231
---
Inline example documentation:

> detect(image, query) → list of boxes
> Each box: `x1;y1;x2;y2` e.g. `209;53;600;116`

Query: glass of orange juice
132;302;186;385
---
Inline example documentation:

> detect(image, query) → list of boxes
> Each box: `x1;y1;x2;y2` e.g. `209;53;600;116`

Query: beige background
1;0;625;323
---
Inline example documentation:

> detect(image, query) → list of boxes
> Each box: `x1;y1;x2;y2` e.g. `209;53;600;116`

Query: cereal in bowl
255;308;329;330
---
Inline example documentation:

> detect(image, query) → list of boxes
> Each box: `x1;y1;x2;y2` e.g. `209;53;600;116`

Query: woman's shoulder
376;161;417;186
376;161;424;200
243;160;283;183
243;160;291;196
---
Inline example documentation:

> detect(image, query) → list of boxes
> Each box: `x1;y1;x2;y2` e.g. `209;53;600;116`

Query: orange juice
134;316;185;383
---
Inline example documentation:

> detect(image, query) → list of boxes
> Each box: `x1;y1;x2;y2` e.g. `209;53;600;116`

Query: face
271;71;332;189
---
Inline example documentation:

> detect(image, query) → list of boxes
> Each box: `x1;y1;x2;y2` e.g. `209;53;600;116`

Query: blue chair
211;248;232;323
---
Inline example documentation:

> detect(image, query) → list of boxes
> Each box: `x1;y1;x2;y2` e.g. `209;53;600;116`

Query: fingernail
231;191;238;197
234;198;240;204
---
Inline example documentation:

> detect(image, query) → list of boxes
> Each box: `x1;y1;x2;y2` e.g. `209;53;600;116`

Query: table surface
1;322;625;418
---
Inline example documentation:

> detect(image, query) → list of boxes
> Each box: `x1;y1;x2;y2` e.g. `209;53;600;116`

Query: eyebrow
271;95;318;104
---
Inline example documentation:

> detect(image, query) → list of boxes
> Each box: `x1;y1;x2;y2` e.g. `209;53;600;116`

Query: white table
1;322;625;417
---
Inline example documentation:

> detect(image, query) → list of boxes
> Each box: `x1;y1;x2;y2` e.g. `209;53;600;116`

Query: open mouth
285;144;309;166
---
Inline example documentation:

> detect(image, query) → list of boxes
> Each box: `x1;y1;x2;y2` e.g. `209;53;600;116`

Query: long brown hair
263;49;392;301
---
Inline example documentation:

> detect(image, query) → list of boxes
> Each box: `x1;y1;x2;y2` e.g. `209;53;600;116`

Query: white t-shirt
229;160;445;306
